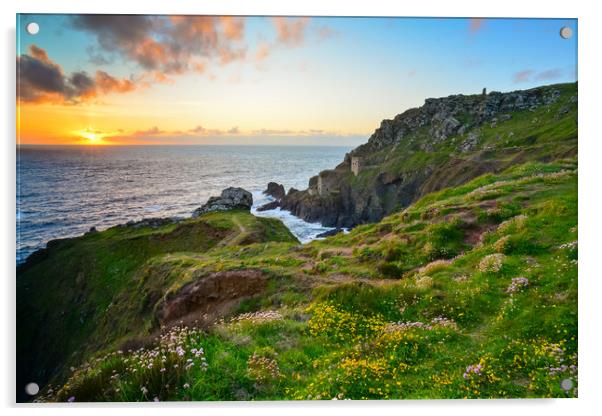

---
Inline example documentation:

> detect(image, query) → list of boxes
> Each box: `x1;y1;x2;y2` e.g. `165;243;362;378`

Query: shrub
478;254;506;273
423;220;465;260
493;235;511;253
497;214;528;234
51;325;208;402
415;275;434;289
247;350;281;383
418;259;452;275
377;261;404;278
506;277;529;294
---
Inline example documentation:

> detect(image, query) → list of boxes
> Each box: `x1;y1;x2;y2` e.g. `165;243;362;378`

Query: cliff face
280;82;578;228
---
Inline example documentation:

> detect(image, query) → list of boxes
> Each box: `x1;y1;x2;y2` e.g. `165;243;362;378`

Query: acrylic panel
16;14;578;402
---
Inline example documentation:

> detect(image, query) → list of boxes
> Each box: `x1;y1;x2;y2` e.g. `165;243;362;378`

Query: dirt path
217;216;249;247
313;273;400;287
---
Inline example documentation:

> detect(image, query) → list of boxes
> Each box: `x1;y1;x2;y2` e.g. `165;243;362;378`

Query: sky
16;15;577;146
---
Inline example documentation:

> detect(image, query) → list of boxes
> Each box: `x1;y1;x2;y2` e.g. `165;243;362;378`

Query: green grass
16;211;298;397
28;157;578;402
19;82;578;402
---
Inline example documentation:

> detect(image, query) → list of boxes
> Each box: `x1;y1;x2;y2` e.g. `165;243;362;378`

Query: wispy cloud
469;18;485;34
133;126;164;136
188;125;231;136
512;68;564;83
107;125;348;142
251;128;343;136
512;69;535;83
315;25;336;40
253;128;295;135
535;68;563;81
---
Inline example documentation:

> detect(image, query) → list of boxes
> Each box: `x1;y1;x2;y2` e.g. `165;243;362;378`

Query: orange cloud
219;48;247;65
95;71;136;94
28;44;51;63
272;17;310;46
220;16;245;40
17;45;137;105
71;15;248;81
255;43;271;61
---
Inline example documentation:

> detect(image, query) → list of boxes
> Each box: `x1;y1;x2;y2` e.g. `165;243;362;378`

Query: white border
2;1;601;415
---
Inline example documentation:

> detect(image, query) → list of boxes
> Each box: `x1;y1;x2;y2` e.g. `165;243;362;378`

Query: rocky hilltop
278;82;577;227
192;187;253;217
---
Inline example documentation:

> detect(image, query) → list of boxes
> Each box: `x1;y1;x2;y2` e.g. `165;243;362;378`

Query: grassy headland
17;82;577;401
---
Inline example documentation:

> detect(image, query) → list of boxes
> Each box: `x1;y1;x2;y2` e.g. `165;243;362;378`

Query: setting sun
76;128;104;144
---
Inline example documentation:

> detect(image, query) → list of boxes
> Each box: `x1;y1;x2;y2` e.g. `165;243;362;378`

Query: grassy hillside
16;211;298;400
32;158;577;401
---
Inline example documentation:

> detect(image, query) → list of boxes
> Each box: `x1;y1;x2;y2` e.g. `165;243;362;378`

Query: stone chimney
482;87;487;96
351;156;362;176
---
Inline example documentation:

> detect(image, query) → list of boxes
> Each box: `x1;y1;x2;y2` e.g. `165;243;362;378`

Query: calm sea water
16;145;352;263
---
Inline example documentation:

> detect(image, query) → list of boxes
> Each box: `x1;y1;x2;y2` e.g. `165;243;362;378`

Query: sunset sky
16;15;577;146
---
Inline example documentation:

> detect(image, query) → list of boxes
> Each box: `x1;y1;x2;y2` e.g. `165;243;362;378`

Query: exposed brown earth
158;269;268;325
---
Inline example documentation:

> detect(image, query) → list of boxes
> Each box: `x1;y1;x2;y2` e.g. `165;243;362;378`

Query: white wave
251;191;336;244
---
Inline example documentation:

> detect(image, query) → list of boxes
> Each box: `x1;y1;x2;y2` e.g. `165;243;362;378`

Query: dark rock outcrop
193;187;253;217
263;182;286;200
256;200;280;212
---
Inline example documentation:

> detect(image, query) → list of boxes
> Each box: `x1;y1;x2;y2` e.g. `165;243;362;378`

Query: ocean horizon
16;144;353;263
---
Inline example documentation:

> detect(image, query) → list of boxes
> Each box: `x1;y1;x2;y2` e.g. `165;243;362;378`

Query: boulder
263;182;286;200
192;187;253;217
459;131;480;153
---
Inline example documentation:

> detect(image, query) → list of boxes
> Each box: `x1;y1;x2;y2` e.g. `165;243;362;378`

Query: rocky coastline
262;83;578;228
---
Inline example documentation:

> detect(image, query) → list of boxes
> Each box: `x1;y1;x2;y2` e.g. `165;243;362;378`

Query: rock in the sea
193;187;253;217
316;228;344;238
263;182;286;200
256;200;280;212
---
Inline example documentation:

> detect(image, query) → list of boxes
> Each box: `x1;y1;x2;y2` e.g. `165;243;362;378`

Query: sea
16;145;353;264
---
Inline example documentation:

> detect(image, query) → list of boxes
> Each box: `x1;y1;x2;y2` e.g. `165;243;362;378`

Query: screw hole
25;382;39;396
26;22;39;35
559;26;572;39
